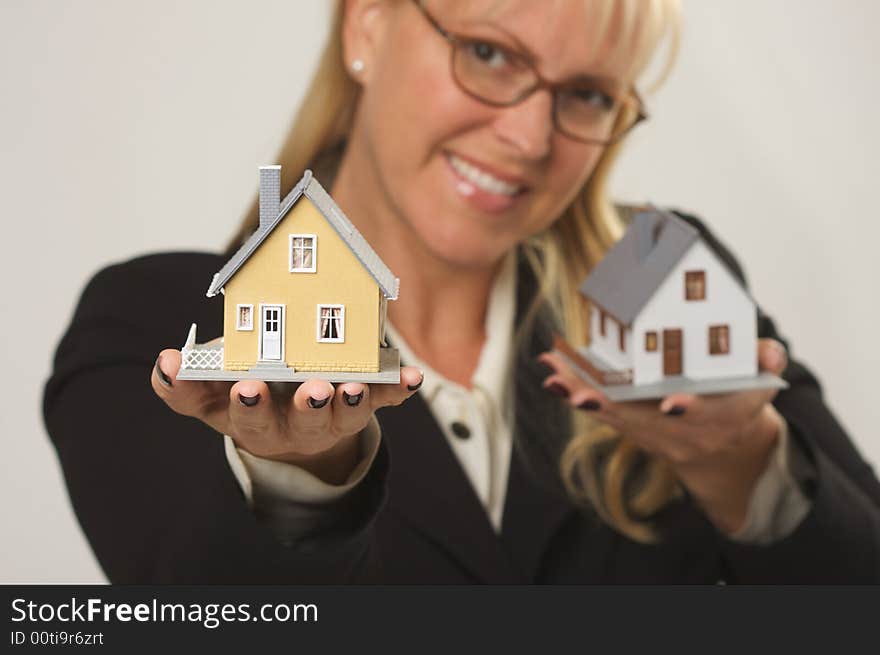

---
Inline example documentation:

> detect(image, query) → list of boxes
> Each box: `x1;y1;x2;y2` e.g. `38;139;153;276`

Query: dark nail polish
665;405;686;416
308;396;330;409
546;382;569;398
155;358;172;388
343;391;363;407
578;399;601;411
238;393;259;407
535;360;555;378
407;377;423;392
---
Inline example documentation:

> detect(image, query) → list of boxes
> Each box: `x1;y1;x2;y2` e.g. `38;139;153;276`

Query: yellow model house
176;167;400;383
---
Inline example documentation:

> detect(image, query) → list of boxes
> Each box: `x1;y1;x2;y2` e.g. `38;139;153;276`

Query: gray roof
207;170;400;299
579;208;705;325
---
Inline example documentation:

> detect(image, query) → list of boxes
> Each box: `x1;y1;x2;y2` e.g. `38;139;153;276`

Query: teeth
448;154;521;196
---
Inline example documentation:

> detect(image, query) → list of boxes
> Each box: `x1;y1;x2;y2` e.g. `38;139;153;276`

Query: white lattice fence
181;346;223;370
179;323;224;370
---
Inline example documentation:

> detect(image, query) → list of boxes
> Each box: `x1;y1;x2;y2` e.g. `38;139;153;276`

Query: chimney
259;165;281;229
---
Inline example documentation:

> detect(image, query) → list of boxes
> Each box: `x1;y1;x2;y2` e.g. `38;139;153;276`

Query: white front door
260;305;284;361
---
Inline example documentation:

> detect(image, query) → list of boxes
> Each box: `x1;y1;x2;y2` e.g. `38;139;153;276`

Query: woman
44;0;880;582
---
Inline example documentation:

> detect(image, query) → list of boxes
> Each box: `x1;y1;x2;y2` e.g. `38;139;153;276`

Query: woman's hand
538;338;789;535
150;349;423;485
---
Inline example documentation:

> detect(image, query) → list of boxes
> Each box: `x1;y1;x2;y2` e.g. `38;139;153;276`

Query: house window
600;310;607;337
709;325;730;355
317;305;345;343
236;304;254;331
685;270;706;300
619;323;626;352
645;331;658;352
289;234;317;272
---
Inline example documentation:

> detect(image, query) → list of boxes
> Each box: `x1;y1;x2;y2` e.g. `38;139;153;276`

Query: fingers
330;382;370;436
536;340;788;469
151;349;181;400
370;366;424;410
151;349;232;434
651;388;777;469
290;378;335;427
658;393;700;417
538;351;609;411
229;377;338;453
153;357;425;458
662;339;785;421
227;379;275;443
697;387;777;423
539;340;786;423
758;338;788;375
538;350;703;427
227;378;372;458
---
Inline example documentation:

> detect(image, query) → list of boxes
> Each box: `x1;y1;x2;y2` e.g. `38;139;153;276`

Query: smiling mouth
446;153;525;197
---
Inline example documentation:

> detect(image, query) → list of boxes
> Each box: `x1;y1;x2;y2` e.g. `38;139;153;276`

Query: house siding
223;197;380;373
632;240;756;385
589;305;633;371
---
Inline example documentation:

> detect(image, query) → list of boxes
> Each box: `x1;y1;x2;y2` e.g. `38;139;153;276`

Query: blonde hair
227;0;683;544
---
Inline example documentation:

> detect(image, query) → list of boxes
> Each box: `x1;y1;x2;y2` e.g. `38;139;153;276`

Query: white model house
579;208;758;389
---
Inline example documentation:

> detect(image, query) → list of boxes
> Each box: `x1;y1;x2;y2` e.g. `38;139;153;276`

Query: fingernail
238;393;259;407
308;395;330;409
535;360;554;377
155;357;172;388
407;373;424;392
343;391;363;407
772;342;788;370
545;382;569;399
665;405;686;416
578;399;601;411
764;345;781;371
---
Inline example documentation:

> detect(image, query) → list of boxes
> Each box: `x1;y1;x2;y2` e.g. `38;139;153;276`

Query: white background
1;1;877;583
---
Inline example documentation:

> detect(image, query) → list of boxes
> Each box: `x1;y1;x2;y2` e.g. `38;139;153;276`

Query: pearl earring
351;59;365;73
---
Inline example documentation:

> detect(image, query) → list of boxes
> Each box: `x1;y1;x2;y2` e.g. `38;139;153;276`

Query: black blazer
43;213;880;583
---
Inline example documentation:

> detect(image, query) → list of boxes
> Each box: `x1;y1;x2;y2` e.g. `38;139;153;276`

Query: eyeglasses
412;0;648;146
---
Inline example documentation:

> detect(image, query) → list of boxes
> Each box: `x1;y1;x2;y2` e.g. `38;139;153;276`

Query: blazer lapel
377;394;516;583
498;256;578;580
499;447;575;581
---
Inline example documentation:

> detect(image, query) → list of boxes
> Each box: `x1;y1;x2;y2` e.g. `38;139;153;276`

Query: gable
206;171;399;299
636;239;755;325
226;196;379;294
581;208;752;325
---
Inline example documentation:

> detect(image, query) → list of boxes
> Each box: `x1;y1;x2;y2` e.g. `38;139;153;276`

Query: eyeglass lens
451;38;632;143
